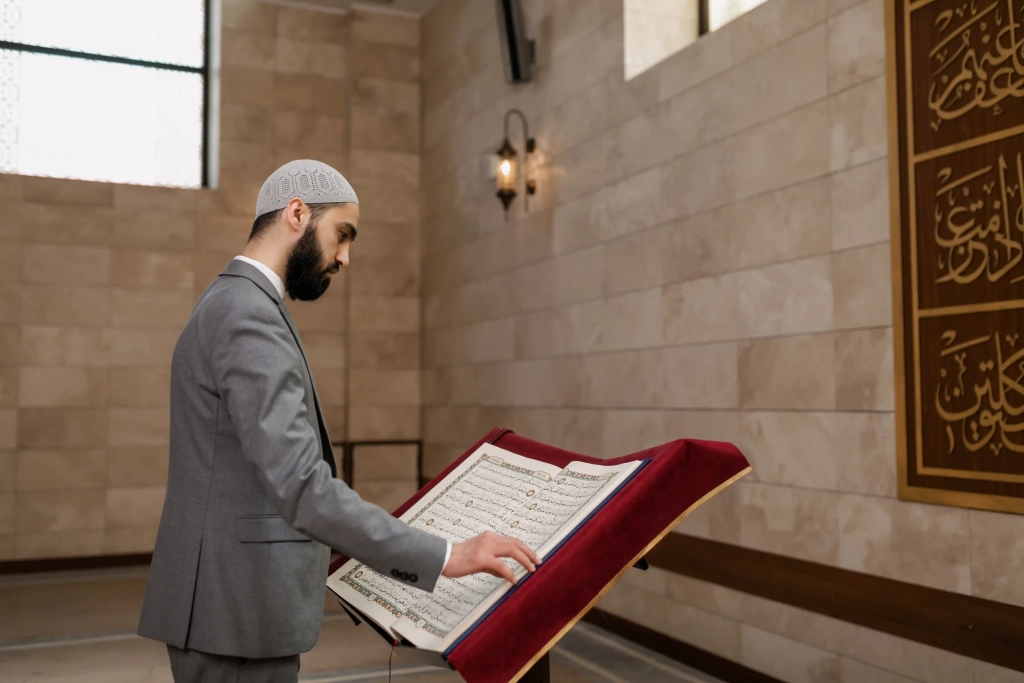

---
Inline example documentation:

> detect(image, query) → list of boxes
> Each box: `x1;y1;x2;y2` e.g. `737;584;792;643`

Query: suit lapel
218;260;337;478
276;302;337;478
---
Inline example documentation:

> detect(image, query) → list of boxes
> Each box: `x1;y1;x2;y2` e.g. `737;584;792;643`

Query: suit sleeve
209;288;447;592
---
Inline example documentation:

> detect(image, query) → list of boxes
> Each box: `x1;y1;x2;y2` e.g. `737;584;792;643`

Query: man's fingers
488;558;516;584
515;539;541;566
506;546;536;572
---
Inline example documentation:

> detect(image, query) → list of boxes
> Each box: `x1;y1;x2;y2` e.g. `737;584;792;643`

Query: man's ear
285;198;306;234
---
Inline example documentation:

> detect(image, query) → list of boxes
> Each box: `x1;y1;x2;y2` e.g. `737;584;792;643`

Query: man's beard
285;223;337;301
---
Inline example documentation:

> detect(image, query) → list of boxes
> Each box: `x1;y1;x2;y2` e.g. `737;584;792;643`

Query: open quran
326;441;645;652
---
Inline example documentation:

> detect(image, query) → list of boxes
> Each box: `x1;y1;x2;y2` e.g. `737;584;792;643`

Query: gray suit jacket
138;259;446;658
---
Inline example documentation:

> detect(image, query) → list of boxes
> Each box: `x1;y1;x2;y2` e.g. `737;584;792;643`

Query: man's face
285;203;359;301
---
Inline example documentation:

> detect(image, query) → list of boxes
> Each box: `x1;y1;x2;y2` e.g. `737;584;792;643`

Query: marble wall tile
833;242;892;329
103;525;158;554
354;222;419;262
728;0;826;65
18;368;108;407
221;103;273;143
18;409;107;449
835;328;894;411
110;289;193;328
105;486;166;528
353;41;421;82
349;332;419;370
113;210;196;249
728;25;829;136
732;101;832;202
655;138;736;224
827;0;885;92
0;366;15;405
349;258;419;297
113;184;196;213
0;409;15;449
349;369;419;406
351;11;420;48
835;412;897;497
551;167;662;256
272;111;346;152
111;250;194;291
0;450;12;492
356;480;419;514
739;333;836;410
728;177;833;272
737;411;839;490
15;490;105;533
277;5;347;42
22;244;110;285
107;446;168;488
600;582;743;661
601;410;666;459
19;203;113;245
838;495;972;593
830;76;887;172
0;242;19;282
223;30;276;70
109;368;171;407
276;38;345;78
348;405;419;442
969;510;1024;608
350;296;420;333
735;256;834;338
831;158;890;251
662;274;740;345
352;444;418;481
0;325;15;362
108;408;170;448
300;332;346;370
674;485;743;544
109;329;177;367
14;529;103;559
0;492;11;534
741;625;841;683
0;283;18;323
20;285;109;326
21;176;112;206
738;482;841;564
221;0;277;35
16;449;106;491
975;661;1024;683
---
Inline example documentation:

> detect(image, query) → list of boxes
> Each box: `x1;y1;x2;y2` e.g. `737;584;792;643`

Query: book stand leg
518;653;550;683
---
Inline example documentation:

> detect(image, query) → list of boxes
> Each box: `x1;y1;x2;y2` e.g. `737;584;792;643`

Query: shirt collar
233;255;285;300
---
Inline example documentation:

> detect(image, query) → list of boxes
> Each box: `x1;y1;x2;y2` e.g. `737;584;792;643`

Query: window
624;0;770;80
0;0;211;188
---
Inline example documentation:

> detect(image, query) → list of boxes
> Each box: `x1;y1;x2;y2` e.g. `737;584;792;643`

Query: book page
326;444;562;637
392;457;642;651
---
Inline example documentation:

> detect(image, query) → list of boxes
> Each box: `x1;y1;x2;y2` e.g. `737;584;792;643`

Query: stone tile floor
0;568;723;682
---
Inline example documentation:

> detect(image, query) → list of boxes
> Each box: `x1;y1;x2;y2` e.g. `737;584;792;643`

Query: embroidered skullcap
255;159;358;218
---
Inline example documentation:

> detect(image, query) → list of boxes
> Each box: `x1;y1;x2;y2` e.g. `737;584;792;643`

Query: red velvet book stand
328;428;750;683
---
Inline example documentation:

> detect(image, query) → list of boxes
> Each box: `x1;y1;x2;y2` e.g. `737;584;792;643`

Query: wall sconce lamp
496;108;536;214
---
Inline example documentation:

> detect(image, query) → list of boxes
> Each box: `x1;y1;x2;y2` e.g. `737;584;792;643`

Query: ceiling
272;0;442;16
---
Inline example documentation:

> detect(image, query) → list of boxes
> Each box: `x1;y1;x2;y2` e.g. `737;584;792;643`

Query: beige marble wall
0;0;421;561
420;0;1024;680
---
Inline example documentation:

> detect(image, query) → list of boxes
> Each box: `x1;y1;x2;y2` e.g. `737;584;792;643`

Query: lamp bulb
500;159;511;176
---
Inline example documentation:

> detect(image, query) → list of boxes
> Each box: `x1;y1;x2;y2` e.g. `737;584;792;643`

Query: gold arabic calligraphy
936;328;1024;454
928;0;1024;128
933;152;1024;284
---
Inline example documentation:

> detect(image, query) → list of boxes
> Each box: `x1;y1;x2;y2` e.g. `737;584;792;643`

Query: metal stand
518;653;550;683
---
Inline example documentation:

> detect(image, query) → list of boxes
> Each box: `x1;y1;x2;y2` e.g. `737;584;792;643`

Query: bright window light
0;0;208;188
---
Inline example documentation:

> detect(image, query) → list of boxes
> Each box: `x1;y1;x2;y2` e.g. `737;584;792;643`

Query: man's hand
441;531;540;584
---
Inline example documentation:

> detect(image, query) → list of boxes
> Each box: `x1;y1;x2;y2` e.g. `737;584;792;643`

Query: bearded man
138;160;537;683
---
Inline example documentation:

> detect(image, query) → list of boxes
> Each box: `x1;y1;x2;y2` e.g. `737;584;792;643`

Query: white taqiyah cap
255;159;358;218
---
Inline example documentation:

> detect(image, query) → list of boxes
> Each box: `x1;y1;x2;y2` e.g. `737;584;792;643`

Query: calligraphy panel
910;0;1024;155
891;0;1024;512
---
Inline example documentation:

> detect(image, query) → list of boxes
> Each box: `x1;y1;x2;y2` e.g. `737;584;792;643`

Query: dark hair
248;202;346;242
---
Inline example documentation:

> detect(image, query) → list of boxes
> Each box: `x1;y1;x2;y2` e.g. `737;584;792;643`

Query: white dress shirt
231;256;452;572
